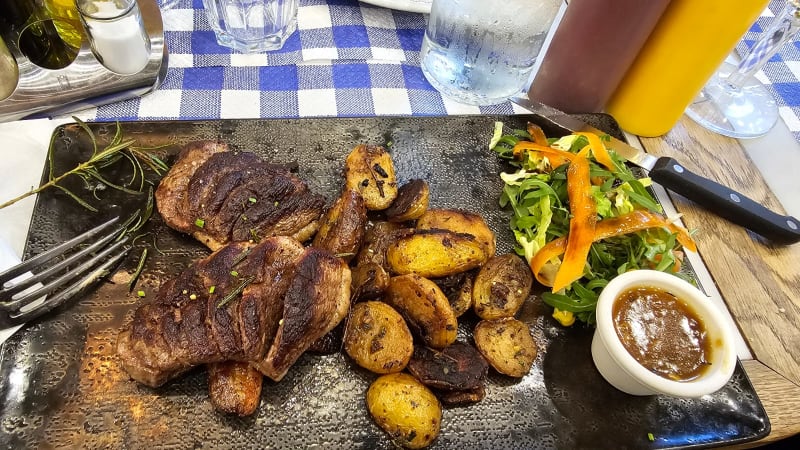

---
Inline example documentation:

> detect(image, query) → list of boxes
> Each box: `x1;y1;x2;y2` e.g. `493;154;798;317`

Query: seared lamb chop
117;237;351;388
155;142;325;250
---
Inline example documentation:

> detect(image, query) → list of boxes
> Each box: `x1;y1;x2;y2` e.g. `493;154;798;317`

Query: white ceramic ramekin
591;270;737;397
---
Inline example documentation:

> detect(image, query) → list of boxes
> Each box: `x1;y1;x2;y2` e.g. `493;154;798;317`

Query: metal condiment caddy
0;0;166;122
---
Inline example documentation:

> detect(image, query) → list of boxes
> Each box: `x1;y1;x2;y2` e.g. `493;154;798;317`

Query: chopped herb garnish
248;197;257;204
194;218;205;228
189;293;197;300
137;290;146;298
274;201;279;207
647;433;655;442
230;270;239;277
209;286;216;294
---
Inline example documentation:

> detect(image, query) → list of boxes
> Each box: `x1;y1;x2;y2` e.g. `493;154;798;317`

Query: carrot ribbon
530;210;697;288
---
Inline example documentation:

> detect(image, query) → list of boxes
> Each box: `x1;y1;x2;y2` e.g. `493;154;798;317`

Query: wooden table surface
638;116;800;446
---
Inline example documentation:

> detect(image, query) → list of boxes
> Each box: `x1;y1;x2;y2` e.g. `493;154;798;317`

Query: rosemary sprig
216;276;256;309
128;248;148;293
0;118;169;211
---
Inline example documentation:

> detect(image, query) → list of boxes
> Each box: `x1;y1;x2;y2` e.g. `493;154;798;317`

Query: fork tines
0;216;131;328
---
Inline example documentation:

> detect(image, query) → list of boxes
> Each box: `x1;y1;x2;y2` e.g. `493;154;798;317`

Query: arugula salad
490;122;696;326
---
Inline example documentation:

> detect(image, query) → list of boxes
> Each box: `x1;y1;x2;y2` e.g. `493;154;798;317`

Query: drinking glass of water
202;0;298;53
421;0;563;106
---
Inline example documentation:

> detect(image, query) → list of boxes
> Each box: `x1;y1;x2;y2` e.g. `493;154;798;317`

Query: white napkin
0;118;70;346
0;237;23;345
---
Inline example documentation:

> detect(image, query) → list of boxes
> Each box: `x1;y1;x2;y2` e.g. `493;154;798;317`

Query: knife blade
510;95;800;244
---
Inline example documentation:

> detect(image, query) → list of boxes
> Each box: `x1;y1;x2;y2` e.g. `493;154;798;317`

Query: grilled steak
254;247;351;382
155;142;325;250
155;141;228;233
117;237;352;388
117;236;305;387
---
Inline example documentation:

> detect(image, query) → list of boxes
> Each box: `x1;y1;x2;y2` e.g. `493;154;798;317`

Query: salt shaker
76;0;150;75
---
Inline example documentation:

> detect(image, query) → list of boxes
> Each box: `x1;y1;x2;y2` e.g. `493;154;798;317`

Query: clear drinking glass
420;0;563;106
76;0;151;75
202;0;298;53
685;0;800;139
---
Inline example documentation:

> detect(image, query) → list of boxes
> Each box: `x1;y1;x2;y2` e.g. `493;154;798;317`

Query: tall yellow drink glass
605;0;769;137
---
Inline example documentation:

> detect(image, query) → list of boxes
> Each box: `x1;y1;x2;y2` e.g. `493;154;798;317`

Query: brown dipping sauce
612;286;712;381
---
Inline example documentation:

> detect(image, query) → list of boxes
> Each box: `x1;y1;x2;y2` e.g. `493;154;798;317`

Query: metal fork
0;216;131;328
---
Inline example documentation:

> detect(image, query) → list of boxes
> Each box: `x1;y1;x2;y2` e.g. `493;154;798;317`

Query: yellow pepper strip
526;123;549;145
529;210;697;287
512;141;574;169
575;132;616;172
552;308;576;326
552;155;597;293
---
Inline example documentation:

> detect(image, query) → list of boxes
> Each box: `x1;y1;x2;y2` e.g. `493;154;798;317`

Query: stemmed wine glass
685;0;800;138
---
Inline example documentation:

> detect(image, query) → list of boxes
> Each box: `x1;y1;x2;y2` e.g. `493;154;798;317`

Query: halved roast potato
384;274;457;349
416;208;496;257
474;318;537;378
366;373;442;449
207;361;263;416
351;262;391;301
312;189;367;262
343;301;414;374
385;179;430;222
472;254;533;320
344;144;398;210
386;229;489;278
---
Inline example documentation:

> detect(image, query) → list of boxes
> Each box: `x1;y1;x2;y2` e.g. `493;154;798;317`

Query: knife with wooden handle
510;95;800;244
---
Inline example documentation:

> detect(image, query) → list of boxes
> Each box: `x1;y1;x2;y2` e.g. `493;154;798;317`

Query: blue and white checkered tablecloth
73;0;524;122
738;0;800;142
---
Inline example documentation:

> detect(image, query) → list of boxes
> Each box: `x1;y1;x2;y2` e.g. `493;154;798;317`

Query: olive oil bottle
0;0;79;69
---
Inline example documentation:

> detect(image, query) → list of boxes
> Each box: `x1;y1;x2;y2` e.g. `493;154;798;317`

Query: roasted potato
384;274;458;349
207;361;262;416
366;373;442;449
406;342;488;391
385;179;430;222
355;221;411;269
308;322;345;355
344;144;398;210
473;318;537;378
433;270;474;318
312;189;367;262
343;301;414;374
351;262;391;301
416;209;496;257
472;254;533;320
449;272;474;318
436;385;486;406
386;229;489;278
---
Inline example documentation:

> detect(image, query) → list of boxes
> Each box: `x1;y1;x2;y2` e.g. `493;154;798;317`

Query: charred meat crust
155;141;228;233
156;142;325;251
254;248;352;382
117;237;305;387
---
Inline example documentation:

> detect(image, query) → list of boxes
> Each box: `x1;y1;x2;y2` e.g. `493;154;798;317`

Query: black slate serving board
0;115;769;449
